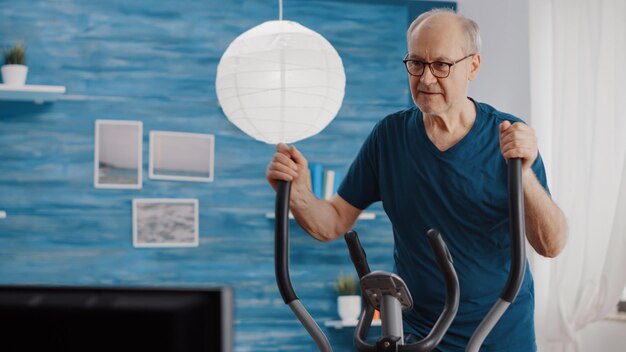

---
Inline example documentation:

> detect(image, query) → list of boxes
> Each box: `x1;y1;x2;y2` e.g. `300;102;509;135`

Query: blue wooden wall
0;0;439;350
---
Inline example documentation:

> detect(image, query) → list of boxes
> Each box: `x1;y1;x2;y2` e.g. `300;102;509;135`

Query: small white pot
1;64;28;85
337;295;361;322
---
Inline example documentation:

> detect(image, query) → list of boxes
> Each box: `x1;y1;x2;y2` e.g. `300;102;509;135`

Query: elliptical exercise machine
274;158;527;351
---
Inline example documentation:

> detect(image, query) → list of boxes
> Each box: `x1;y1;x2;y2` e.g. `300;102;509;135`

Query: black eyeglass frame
402;53;476;78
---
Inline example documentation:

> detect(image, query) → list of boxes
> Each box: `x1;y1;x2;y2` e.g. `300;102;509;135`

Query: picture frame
94;120;143;189
149;131;215;182
132;198;199;248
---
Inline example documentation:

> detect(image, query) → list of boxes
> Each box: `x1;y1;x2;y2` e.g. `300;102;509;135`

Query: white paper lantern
216;20;346;144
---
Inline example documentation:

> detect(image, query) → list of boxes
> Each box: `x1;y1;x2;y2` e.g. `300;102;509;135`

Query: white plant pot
337;295;361;322
1;64;28;85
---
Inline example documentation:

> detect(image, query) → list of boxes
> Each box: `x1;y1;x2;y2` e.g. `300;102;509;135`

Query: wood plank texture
0;0;415;350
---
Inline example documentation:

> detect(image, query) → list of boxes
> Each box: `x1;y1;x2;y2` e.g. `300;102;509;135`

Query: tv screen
0;285;233;352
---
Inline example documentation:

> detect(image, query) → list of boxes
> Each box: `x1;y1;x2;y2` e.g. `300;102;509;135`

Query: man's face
407;15;479;116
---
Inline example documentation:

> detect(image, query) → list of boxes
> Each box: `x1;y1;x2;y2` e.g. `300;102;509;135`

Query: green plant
335;274;359;296
3;43;26;65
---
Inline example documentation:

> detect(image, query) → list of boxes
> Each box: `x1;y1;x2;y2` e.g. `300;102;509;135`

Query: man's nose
419;65;438;85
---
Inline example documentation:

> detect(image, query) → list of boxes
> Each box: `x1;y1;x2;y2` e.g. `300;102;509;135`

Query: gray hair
407;8;482;54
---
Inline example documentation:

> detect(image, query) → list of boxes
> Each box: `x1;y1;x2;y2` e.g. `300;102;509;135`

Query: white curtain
528;0;626;351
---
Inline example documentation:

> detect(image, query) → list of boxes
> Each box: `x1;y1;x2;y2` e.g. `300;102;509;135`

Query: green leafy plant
335;274;360;296
3;43;26;65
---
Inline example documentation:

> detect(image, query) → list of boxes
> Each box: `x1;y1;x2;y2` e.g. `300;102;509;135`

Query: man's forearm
522;169;567;257
289;187;347;242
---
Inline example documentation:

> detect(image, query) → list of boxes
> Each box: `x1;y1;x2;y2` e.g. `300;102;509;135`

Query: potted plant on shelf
2;42;27;86
335;274;361;322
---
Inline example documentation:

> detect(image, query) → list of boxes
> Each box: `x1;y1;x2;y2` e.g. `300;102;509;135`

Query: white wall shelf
0;84;66;104
324;319;381;329
265;212;376;221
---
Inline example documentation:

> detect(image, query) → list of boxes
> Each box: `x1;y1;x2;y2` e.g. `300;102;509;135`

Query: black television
0;285;233;352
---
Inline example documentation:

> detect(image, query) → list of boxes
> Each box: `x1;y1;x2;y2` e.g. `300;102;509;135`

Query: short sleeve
336;122;382;210
532;152;551;196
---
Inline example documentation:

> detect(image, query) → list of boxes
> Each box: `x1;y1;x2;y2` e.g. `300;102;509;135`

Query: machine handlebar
346;230;460;352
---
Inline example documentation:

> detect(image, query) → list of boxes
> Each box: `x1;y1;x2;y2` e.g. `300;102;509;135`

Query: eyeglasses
402;53;475;78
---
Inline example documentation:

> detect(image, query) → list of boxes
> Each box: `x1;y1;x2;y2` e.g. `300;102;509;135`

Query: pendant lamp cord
279;0;283;20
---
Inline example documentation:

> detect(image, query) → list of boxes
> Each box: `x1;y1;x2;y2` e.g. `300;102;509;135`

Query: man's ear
468;53;481;81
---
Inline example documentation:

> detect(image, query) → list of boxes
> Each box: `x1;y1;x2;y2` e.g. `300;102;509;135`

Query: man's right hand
265;143;361;241
266;143;310;192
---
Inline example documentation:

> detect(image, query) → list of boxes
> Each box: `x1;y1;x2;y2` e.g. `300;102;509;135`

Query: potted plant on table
335;274;361;322
2;42;27;85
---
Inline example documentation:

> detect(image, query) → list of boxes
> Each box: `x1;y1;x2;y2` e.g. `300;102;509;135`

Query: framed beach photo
149;131;215;182
94;120;143;189
132;198;199;248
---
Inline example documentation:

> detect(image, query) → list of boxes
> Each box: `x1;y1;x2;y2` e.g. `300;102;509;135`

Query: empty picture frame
149;131;215;182
94;120;143;189
133;198;199;248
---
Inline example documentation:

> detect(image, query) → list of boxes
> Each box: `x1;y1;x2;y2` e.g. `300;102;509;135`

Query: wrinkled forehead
407;16;467;60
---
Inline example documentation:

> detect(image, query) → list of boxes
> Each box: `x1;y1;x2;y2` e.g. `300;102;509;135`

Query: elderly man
266;9;566;351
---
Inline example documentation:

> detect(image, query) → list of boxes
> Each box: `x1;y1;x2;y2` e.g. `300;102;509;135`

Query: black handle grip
344;230;371;279
399;229;459;351
501;158;526;302
345;230;376;352
275;180;298;304
426;229;454;267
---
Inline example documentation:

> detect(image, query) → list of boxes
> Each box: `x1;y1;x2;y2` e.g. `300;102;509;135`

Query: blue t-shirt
337;100;549;351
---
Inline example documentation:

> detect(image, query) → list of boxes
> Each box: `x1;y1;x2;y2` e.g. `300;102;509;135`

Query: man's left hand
499;121;538;171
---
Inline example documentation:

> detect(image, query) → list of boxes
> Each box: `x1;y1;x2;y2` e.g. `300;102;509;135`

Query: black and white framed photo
132;198;199;248
94;120;143;189
149;131;215;182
